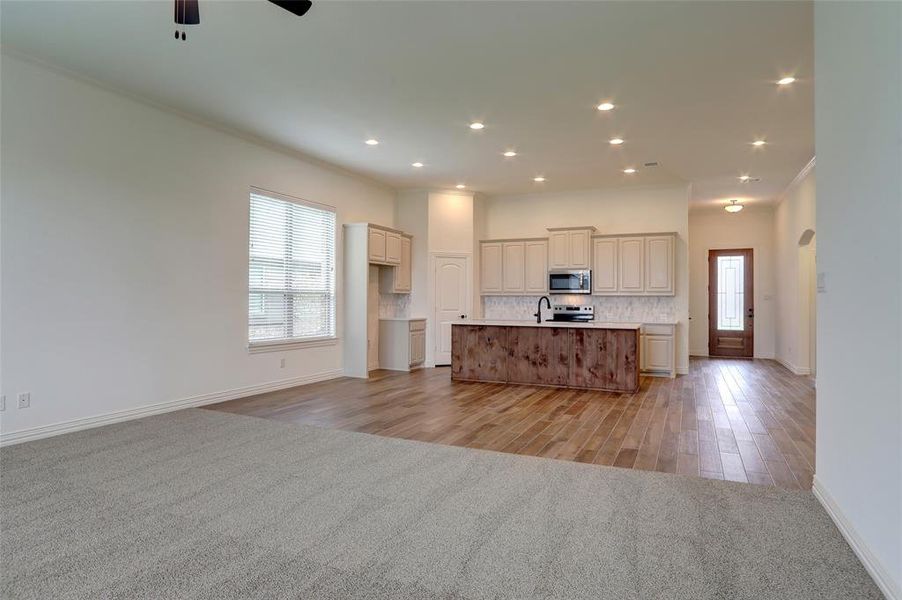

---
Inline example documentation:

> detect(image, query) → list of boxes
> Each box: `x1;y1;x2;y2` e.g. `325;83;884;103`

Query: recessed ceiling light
456;184;466;189
412;162;424;168
777;76;796;85
469;122;485;130
725;199;744;213
503;150;517;157
533;176;546;183
597;102;615;111
365;139;379;146
609;138;624;145
739;175;750;181
623;168;636;174
752;140;766;147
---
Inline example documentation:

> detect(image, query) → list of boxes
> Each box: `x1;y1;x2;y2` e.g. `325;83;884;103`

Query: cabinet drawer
409;319;426;332
642;324;674;336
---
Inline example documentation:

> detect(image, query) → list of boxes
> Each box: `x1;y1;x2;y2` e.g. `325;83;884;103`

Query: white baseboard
689;349;709;357
0;369;343;447
812;475;901;600
775;356;811;375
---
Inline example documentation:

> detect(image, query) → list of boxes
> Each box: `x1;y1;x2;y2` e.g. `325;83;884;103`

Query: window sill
248;337;338;354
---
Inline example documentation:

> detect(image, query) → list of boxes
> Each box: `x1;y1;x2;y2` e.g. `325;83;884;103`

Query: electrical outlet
0;395;5;412
17;392;30;409
280;358;286;369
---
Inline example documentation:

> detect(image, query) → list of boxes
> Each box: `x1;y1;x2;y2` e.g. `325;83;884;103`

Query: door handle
460;314;467;319
747;308;754;318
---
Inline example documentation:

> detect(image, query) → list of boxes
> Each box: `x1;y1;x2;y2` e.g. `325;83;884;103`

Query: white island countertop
454;319;641;330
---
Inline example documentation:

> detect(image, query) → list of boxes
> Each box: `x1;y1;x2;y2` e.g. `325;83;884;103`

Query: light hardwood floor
204;357;815;490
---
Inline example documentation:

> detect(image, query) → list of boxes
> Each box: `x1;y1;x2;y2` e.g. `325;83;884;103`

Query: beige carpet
0;408;883;599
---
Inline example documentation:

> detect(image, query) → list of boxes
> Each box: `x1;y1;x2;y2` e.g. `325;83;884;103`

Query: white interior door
434;255;470;365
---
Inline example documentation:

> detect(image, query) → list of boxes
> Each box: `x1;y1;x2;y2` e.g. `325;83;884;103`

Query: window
248;188;336;349
716;255;744;331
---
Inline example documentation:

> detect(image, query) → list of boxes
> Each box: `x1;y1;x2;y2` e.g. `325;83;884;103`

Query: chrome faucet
534;296;551;323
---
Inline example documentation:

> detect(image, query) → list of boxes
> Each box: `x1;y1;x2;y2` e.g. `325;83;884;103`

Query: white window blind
248;188;336;347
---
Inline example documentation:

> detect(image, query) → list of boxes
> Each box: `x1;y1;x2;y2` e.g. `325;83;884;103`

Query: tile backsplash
379;293;411;319
483;295;676;323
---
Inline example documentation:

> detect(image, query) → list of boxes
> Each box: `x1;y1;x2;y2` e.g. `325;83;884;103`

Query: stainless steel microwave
548;269;592;294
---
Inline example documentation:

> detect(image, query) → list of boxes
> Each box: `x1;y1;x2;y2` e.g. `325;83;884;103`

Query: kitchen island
451;320;641;393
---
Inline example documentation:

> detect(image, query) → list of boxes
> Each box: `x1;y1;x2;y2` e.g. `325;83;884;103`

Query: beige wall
688;207;776;358
480;184;691;372
1;53;397;439
774;162;816;374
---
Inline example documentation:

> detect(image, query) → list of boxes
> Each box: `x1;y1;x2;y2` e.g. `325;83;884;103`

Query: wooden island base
451;323;640;393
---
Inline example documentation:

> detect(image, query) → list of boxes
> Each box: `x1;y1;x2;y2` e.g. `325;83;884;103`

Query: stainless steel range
551;304;594;322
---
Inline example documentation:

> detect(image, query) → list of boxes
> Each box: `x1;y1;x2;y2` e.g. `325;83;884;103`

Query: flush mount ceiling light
503;150;518;157
609;138;624;145
739;174;751;181
456;184;466;189
777;76;796;85
752;139;767;147
596;102;615;111
725;199;744;213
533;176;546;182
365;139;379;146
469;122;485;130
412;162;424;168
623;168;636;174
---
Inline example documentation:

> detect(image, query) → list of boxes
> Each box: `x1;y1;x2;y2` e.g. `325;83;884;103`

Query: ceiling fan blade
174;0;200;25
267;0;313;17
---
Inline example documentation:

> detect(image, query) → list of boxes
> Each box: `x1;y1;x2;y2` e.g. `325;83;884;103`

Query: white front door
433;255;470;366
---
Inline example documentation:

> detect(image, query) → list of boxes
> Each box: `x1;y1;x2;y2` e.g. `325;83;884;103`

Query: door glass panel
717;255;744;331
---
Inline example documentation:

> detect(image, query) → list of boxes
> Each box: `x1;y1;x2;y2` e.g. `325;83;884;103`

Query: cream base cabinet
645;235;674;295
502;242;526;293
524;240;548;293
592;237;618;294
379;318;426;371
480;242;503;294
640;324;676;378
547;227;595;269
379;234;412;293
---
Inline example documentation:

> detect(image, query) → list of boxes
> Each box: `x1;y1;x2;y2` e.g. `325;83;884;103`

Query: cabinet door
395;236;412;291
645;235;674;294
548;232;570;268
524;240;548;293
644;335;673;371
385;232;402;265
368;227;386;263
502;242;526;293
409;330;426;366
480;242;503;293
569;230;591;268
618;237;645;293
592;238;618;294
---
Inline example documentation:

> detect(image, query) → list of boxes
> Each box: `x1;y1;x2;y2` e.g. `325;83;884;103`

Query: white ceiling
1;1;813;207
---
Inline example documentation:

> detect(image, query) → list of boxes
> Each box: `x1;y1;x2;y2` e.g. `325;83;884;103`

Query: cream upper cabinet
618;237;645;293
502;242;526;293
524;240;548;293
379;234;412;294
548;232;570;269
384;231;402;265
644;235;674;295
569;230;591;268
480;242;503;294
592;238;618;294
547;227;595;269
368;227;386;263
